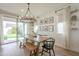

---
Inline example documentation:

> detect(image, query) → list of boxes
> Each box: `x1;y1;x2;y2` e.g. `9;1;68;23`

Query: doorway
2;21;28;45
2;21;17;44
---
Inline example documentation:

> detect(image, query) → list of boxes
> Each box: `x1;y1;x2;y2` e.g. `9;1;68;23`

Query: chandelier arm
24;3;31;17
27;3;33;16
27;3;30;10
20;3;36;21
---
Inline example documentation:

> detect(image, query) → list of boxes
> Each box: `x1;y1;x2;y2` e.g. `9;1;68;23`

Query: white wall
35;6;79;53
70;11;79;52
0;17;1;45
54;6;71;49
0;16;3;45
35;6;71;49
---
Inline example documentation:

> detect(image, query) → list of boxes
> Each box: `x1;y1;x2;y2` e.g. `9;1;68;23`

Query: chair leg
52;49;55;56
19;42;22;48
41;48;44;56
49;50;51;56
23;43;25;48
34;50;36;56
30;51;32;56
30;50;36;56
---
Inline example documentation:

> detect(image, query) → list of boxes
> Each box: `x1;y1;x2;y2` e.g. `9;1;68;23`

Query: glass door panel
17;22;27;41
2;21;17;44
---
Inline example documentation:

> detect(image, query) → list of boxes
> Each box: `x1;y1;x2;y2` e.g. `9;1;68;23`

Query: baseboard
1;41;17;45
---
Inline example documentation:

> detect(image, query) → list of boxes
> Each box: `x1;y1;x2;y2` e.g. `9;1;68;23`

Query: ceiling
0;3;79;17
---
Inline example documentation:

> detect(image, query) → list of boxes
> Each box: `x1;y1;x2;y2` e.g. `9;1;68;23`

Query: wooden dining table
26;35;48;56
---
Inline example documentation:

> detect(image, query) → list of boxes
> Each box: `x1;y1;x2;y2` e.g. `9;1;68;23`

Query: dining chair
41;38;55;56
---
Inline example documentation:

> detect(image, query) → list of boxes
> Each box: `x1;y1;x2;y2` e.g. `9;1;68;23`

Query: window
34;25;38;33
57;22;64;34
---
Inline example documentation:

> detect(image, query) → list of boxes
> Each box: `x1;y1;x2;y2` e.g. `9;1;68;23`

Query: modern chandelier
19;3;36;21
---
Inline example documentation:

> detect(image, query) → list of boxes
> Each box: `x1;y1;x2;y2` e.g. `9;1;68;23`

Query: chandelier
19;3;36;22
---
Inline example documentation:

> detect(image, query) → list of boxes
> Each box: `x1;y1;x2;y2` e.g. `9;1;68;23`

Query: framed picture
44;26;49;31
49;25;54;32
46;17;54;24
50;17;54;23
40;16;54;25
44;19;48;24
39;16;54;32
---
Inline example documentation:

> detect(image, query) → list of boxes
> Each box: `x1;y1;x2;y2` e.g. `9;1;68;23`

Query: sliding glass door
17;21;27;41
2;21;17;44
0;17;28;45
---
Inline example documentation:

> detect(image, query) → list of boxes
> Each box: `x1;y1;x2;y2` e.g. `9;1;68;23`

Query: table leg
35;42;40;56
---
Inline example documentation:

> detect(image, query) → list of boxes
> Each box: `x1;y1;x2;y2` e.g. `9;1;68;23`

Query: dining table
26;35;48;56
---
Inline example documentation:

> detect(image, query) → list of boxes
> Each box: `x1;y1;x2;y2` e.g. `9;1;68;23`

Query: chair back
44;38;55;49
26;34;35;44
